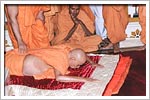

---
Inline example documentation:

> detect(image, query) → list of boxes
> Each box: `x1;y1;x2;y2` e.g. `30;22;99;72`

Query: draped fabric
102;5;128;44
5;44;72;80
103;55;132;95
5;5;51;49
80;5;95;22
6;56;100;90
51;5;102;52
138;5;146;44
44;5;61;43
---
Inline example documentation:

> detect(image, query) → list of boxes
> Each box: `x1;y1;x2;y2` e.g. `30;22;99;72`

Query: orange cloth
103;5;128;44
80;5;95;23
44;5;61;43
103;55;132;96
138;5;146;44
5;5;51;49
5;44;72;80
52;5;102;52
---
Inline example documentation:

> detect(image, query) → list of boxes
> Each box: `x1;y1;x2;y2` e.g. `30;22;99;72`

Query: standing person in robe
44;5;61;45
51;5;102;52
102;5;129;53
138;5;146;50
5;44;103;82
5;5;51;54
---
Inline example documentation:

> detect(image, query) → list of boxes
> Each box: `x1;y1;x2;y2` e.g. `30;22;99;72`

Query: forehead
70;5;80;9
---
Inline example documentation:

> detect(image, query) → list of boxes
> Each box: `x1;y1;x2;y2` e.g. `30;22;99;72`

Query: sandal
99;37;111;48
98;42;120;54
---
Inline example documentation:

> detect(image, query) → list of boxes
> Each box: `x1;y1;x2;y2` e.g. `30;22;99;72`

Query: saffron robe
52;5;102;52
5;44;72;80
5;5;51;49
103;5;129;44
44;5;61;43
138;5;146;44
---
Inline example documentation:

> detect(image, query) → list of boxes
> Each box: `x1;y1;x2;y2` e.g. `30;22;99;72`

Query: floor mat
5;54;132;96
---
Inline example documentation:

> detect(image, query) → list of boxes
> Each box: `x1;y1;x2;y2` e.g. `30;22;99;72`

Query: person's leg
23;55;50;76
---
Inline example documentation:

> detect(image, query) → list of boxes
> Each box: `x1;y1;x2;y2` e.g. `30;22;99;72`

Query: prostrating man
5;44;103;82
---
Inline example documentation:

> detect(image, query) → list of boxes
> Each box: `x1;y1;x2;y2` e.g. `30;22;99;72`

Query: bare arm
56;75;99;82
78;19;93;36
70;13;93;36
86;55;104;68
7;5;27;54
64;13;93;41
54;68;99;82
63;24;78;41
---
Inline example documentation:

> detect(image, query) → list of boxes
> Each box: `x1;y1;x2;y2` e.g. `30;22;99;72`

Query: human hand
91;62;104;68
85;78;100;82
18;40;27;54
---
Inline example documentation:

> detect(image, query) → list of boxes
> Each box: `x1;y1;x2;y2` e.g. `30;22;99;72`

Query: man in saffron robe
51;5;102;52
138;5;146;50
5;5;51;54
44;5;61;45
102;5;129;53
5;44;103;82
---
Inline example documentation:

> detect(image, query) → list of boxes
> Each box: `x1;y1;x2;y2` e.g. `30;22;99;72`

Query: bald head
68;48;87;68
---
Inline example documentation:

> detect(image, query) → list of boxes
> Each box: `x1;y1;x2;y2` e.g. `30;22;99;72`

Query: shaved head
68;48;86;68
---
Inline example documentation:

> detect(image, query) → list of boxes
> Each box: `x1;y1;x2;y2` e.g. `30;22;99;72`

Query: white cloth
90;5;107;39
